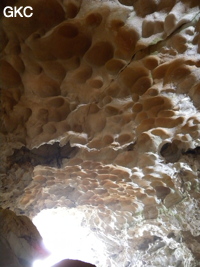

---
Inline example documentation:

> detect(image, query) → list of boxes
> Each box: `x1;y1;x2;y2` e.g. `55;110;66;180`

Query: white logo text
3;6;33;17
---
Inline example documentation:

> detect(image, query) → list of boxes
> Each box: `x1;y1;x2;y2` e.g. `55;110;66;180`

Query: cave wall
0;0;200;266
0;208;47;267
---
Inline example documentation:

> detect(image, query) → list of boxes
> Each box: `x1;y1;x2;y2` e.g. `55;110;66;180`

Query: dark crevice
160;142;181;163
126;142;136;151
160;142;200;163
7;142;79;169
183;147;200;156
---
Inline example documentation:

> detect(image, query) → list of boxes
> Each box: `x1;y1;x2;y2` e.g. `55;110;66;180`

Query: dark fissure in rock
183;146;200;156
7;142;79;168
160;142;200;163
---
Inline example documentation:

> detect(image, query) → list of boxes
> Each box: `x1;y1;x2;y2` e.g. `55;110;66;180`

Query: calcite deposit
0;0;200;266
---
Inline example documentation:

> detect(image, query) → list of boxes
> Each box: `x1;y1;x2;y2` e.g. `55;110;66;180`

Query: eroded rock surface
0;208;48;267
0;0;200;266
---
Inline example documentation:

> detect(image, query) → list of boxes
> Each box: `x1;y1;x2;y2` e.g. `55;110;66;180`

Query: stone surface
0;0;200;266
0;234;23;267
0;208;48;267
52;259;96;267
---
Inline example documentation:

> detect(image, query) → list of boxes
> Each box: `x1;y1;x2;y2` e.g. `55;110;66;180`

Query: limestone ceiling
0;0;200;266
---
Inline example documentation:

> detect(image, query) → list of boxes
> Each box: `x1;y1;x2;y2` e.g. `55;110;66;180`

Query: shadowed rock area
7;142;79;168
0;208;48;267
52;259;96;267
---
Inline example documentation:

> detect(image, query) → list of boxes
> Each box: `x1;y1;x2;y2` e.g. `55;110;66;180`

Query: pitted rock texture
0;208;48;267
0;0;200;266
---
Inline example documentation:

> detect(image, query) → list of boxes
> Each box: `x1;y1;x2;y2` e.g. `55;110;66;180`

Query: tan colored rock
0;0;200;266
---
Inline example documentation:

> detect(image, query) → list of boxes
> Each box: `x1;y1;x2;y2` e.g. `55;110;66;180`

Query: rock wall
0;208;48;267
52;259;96;267
0;0;200;266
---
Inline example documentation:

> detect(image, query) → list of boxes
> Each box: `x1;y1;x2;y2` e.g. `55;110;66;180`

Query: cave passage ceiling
0;0;200;266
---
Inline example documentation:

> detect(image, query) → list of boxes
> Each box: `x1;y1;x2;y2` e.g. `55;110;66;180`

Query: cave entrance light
32;207;105;267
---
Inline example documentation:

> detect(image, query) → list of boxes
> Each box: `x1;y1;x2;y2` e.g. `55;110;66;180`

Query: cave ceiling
0;0;200;266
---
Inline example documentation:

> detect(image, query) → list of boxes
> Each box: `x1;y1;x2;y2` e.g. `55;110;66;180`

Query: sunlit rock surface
0;208;48;267
0;0;200;266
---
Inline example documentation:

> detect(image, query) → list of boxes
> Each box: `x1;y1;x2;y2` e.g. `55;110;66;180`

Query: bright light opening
32;207;105;267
